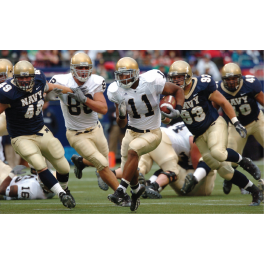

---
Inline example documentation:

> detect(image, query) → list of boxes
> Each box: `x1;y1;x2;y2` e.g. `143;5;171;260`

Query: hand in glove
234;121;247;138
161;105;181;119
67;88;87;104
118;100;127;118
45;88;63;101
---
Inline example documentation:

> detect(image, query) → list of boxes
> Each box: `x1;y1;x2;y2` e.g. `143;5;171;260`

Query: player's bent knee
89;155;108;172
210;149;227;162
54;157;70;175
202;153;220;170
217;162;234;180
162;171;177;183
28;154;47;171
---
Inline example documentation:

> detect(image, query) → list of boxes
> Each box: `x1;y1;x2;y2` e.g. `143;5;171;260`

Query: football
159;95;176;114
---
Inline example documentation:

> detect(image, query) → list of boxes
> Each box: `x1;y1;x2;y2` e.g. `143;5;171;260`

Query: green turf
0;162;263;214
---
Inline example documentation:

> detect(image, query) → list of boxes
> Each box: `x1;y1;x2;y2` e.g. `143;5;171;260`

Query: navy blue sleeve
35;69;47;85
0;92;10;104
250;77;262;95
207;77;217;95
0;84;11;104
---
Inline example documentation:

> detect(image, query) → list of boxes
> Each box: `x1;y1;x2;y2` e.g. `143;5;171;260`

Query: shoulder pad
140;69;161;83
90;74;105;85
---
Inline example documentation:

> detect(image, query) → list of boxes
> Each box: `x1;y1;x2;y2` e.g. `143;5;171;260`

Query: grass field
0;162;264;214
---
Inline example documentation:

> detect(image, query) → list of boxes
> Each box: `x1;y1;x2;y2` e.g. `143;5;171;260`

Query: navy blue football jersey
0;70;46;138
180;75;219;137
217;75;262;126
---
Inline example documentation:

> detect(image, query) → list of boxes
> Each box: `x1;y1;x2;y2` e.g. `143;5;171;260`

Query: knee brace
162;171;177;183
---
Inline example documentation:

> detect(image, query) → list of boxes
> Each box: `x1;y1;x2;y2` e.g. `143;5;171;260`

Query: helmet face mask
114;57;139;89
168;60;193;89
221;63;242;92
13;61;35;92
70;53;93;83
0;59;13;84
115;69;139;89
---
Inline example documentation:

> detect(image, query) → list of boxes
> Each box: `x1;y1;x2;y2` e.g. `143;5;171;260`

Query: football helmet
168;60;193;88
115;57;139;89
70;52;93;82
0;59;13;83
221;63;242;92
13;61;35;92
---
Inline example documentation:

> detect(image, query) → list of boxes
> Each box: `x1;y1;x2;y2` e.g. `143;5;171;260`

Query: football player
0;165;55;200
0;60;76;209
213;63;264;195
164;60;261;205
107;57;185;211
112;122;216;198
0;59;12;137
48;52;124;203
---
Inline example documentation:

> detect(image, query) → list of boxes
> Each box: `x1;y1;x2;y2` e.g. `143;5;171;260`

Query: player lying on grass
0;165;55;200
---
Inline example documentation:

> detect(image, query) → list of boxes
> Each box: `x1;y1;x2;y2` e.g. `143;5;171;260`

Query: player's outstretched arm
210;90;247;138
162;82;185;108
46;82;73;94
255;91;264;106
0;103;9;115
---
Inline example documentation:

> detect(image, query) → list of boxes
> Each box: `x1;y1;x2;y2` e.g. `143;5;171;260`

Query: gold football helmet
115;57;139;89
0;59;13;83
221;63;242;91
13;61;35;91
70;52;93;82
168;60;193;88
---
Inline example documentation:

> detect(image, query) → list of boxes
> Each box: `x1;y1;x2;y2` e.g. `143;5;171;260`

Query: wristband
231;117;238;125
175;105;182;112
5;186;11;197
119;115;126;120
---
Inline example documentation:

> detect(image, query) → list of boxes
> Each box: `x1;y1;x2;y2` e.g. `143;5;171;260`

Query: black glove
234;121;247;138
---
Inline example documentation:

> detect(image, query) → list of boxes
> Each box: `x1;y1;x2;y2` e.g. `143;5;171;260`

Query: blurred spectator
196;53;221;81
142;51;153;66
19;50;30;61
95;59;111;79
60;50;77;66
34;50;52;67
102;50;120;63
188;56;199;76
49;50;61;67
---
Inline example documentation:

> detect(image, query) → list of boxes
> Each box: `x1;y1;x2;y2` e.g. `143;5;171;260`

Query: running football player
164;60;261;205
213;63;264;195
0;60;76;208
107;57;185;211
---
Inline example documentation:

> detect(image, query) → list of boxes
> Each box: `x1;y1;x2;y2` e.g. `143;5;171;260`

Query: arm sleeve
154;71;166;94
206;78;217;98
0;91;10;104
251;78;262;95
94;79;106;94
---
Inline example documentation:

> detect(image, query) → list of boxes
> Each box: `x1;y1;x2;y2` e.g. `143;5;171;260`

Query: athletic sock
131;183;140;194
193;161;211;182
56;172;69;190
230;169;249;189
119;178;130;193
149;175;158;183
226;148;242;163
38;169;65;196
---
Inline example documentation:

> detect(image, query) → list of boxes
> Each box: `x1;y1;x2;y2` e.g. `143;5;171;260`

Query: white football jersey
107;70;166;130
50;73;106;130
161;122;193;166
6;175;55;200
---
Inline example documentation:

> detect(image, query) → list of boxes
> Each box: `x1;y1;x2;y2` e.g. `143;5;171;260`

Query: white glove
161;105;181;119
45;88;63;101
118;100;127;118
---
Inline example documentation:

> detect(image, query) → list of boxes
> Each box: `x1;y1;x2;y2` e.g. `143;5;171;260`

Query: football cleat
181;173;198;194
239;157;261;180
246;184;261;206
223;180;233;195
257;179;264;202
108;187;125;205
130;185;146;212
59;192;76;209
95;170;109;191
145;182;162;199
64;187;76;207
117;193;131;207
71;154;85;179
138;172;146;185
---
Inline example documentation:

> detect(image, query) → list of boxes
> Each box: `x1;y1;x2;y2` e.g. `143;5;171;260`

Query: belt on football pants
70;121;99;135
127;126;150;133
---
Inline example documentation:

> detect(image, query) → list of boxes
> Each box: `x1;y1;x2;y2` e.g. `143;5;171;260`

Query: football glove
118;99;127;118
234;121;247;138
45;88;63;101
67;88;87;104
11;165;27;176
161;105;181;119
